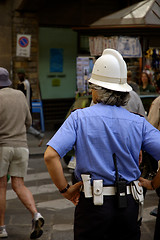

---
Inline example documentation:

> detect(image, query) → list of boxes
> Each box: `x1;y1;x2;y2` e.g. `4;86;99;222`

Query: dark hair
141;72;152;85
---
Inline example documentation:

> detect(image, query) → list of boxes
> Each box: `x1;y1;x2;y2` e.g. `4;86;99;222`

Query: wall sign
16;34;31;57
50;48;63;72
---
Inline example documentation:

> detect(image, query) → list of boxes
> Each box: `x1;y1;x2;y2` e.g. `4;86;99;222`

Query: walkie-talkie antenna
113;153;119;181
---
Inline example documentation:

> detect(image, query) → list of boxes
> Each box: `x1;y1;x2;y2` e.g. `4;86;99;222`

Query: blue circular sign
19;36;29;47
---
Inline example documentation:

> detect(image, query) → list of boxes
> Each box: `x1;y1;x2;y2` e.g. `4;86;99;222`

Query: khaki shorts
0;147;29;178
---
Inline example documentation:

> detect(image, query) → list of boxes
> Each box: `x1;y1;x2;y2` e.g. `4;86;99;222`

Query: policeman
44;49;160;240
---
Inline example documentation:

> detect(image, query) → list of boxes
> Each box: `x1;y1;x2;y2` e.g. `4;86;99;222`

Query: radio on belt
113;153;127;208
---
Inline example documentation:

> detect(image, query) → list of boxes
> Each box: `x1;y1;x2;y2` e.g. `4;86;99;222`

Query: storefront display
144;48;160;92
76;56;95;94
89;36;142;58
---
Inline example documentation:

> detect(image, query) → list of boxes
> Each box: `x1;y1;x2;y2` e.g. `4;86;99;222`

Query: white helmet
89;48;132;92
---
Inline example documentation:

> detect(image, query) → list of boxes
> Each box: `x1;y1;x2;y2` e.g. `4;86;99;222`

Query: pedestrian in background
0;67;44;239
17;69;44;147
123;90;147;120
127;70;140;95
44;49;160;240
147;95;160;240
139;71;156;94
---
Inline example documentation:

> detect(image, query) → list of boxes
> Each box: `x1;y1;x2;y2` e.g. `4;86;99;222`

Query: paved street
4;131;159;240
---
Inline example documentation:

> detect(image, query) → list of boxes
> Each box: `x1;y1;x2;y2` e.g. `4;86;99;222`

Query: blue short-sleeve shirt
47;103;160;185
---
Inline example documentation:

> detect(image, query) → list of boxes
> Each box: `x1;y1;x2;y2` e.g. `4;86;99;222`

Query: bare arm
140;98;160;189
25;107;32;129
44;146;82;205
139;167;160;190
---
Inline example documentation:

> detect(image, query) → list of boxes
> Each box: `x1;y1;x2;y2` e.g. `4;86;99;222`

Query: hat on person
17;68;25;74
0;67;12;87
89;48;132;92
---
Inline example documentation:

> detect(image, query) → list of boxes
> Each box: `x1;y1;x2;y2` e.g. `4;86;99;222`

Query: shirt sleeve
148;98;160;129
142;119;160;160
47;112;77;158
24;95;32;128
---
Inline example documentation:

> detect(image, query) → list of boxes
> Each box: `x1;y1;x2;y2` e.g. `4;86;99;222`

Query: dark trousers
154;198;160;240
74;193;140;240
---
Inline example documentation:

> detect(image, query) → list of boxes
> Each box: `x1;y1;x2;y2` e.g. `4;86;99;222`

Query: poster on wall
16;34;31;57
89;36;142;58
50;48;63;72
76;56;95;93
117;36;142;58
89;36;118;56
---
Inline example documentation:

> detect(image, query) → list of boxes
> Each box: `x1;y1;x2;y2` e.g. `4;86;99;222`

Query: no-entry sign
16;34;31;57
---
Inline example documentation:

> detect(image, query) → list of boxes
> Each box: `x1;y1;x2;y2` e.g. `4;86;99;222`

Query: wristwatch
59;184;70;193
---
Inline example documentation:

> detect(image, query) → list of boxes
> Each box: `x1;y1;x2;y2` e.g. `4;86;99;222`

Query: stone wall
12;11;40;99
0;0;12;72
